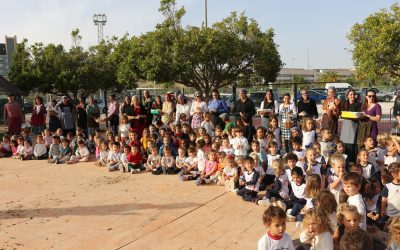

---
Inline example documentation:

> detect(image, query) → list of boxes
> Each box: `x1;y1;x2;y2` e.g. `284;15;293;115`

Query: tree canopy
348;3;400;82
111;0;282;97
9;0;282;98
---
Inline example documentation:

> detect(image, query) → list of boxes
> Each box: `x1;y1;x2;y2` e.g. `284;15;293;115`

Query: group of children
0;114;399;250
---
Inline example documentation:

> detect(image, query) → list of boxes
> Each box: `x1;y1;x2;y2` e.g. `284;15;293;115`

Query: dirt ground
0;157;302;250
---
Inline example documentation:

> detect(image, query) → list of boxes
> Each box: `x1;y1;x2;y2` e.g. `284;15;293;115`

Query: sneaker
286;209;292;216
258;199;271;207
55;159;60;164
276;200;287;211
131;169;136;174
287;215;296;222
136;169;141;173
204;179;211;184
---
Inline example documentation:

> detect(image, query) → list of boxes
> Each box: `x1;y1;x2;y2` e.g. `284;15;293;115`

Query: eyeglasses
367;95;376;98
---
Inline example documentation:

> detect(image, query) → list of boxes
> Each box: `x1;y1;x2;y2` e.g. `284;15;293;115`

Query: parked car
296;89;327;104
220;93;237;112
23;102;33;114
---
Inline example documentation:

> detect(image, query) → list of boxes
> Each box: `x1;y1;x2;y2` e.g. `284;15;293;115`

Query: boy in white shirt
67;140;90;164
231;127;248;157
258;206;295;250
107;142;121;171
343;172;367;231
34;135;48;160
200;112;214;138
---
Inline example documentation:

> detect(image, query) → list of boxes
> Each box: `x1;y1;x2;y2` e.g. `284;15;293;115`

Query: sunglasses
367;95;376;98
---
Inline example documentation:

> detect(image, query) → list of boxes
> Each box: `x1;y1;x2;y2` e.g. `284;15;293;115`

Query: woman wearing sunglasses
361;89;382;142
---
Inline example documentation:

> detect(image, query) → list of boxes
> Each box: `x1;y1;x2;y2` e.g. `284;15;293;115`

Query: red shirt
127;152;143;164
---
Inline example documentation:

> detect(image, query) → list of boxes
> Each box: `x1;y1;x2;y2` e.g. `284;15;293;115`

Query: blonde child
356;148;375;180
218;155;238;192
175;146;187;172
179;146;198;181
145;144;161;172
334;204;373;250
140;128;151;153
384;136;400;167
119;115;130;143
42;129;52;149
375;133;388;168
299;174;322;219
387;217;400;250
258;206;295;250
302;117;317;149
327;154;346;203
300;208;333;250
381;162;400;220
33;135;48;160
220;137;234;155
95;141;109;167
13;137;24;159
67;140;90;164
196;149;219;185
304;148;323;187
258;159;288;210
315;190;338;232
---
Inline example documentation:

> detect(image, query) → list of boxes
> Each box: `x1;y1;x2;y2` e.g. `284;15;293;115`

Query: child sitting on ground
236;156;260;203
315;190;338;232
119;145;131;173
258;206;295;250
258;159;289;210
33;135;48;160
107;142;121;171
0;135;12;158
67;140;90;164
145;144;161;172
127;145;144;173
217;154;238;192
57;138;73;164
95;141;109;167
196;149;219;185
20;140;33;161
179;146;198;181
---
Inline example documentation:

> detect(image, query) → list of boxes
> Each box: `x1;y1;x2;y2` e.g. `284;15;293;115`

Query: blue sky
1;0;397;69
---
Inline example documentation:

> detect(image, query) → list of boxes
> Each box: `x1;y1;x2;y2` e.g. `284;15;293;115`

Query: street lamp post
93;14;108;126
204;0;208;28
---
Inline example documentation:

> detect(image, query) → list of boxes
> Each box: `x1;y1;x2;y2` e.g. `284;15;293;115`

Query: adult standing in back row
321;87;341;135
3;93;22;135
233;88;256;123
297;89;318;128
107;94;120;136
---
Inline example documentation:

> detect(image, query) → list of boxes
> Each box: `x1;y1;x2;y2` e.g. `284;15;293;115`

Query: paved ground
0;158;301;250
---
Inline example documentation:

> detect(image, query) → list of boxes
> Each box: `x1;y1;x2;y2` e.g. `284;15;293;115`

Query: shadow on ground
0;202;201;219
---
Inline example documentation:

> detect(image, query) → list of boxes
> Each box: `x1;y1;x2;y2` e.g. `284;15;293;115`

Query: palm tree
318;71;340;82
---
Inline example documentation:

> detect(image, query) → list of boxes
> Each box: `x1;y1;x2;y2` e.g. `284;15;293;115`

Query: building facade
276;68;355;83
0;36;17;76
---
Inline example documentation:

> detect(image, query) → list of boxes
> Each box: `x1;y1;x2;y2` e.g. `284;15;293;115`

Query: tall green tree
113;0;282;97
348;3;400;81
